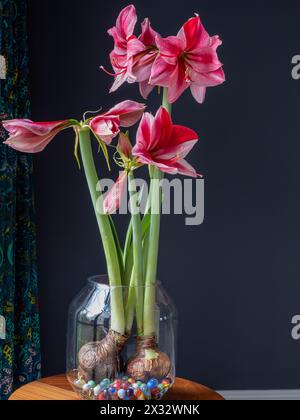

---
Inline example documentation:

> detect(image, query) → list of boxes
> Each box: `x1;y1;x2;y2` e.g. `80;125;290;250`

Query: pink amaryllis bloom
101;5;137;92
103;170;128;214
132;107;200;177
150;15;225;103
89;100;145;145
102;5;160;98
2;119;76;153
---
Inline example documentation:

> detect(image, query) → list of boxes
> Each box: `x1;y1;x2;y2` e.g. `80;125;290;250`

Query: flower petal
151;107;173;150
139;80;155;99
103;171;128;214
127;37;146;58
190;84;206;103
90;116;120;144
118;132;132;158
167;61;189;103
133;112;155;153
116;5;137;39
155;123;198;158
210;35;223;50
3;119;65;135
150;56;174;87
186;47;223;73
191;66;225;87
104;100;145;127
140;18;160;46
156;36;184;65
3;119;74;153
170;158;199;177
177;15;210;51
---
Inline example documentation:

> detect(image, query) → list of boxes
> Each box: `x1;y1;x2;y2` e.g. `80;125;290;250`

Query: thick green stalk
163;87;172;114
143;88;171;337
78;127;125;335
143;167;163;336
126;172;144;335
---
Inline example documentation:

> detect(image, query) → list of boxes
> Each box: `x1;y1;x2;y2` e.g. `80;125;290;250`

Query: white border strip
219;390;300;401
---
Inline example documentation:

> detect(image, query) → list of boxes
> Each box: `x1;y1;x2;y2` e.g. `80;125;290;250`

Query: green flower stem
78;127;125;335
143;167;164;336
143;88;171;337
163;87;172;114
125;172;144;336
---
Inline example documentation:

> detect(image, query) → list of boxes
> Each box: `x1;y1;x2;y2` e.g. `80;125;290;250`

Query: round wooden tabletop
9;375;224;401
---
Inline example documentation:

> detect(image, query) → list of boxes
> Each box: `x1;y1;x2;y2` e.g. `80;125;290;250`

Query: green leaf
143;228;150;281
109;215;124;281
123;220;133;287
123;211;151;287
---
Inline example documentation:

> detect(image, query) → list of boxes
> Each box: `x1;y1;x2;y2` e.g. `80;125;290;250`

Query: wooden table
9;375;224;401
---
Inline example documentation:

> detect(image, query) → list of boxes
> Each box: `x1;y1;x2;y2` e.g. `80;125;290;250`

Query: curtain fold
0;0;41;400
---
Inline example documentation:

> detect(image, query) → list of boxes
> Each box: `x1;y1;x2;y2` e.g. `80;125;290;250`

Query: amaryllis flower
101;5;137;92
132;107;199;177
103;170;128;214
150;15;225;103
127;18;160;99
89;100;145;145
2;119;76;153
102;5;160;98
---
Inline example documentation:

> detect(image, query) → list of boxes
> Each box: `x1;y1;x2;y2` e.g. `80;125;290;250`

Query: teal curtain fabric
0;0;41;400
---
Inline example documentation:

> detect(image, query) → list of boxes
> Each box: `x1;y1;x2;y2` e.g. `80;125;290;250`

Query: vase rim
88;275;162;288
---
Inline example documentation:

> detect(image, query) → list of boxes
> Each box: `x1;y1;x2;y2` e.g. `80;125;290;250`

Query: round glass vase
66;275;177;401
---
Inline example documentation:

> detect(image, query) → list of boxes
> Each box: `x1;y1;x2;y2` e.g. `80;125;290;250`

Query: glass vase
66;275;177;400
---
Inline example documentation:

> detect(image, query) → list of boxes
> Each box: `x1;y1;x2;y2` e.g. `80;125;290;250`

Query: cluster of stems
78;88;172;339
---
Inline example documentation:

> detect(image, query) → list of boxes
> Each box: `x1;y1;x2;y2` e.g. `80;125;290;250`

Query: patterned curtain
0;0;41;400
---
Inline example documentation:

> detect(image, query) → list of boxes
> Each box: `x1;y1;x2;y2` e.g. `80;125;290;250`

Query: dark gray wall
27;0;300;390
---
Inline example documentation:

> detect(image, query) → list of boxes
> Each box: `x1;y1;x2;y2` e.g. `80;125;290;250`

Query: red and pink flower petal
104;100;145;127
107;26;127;55
134;112;155;152
3;119;74;153
191;67;225;87
90;116;120;144
151;107;173;150
190;84;207;103
131;50;158;82
170;158;199;177
186;47;223;74
178;15;210;52
210;35;223;50
139;80;155;99
127;37;146;58
154;139;198;160
140;18;160;46
118;133;132;158
166;61;190;103
115;4;137;41
103;171;128;214
156;36;184;65
150;56;174;87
